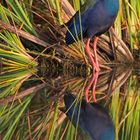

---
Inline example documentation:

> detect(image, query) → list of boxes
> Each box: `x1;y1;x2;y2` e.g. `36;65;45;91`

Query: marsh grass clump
0;0;139;69
0;0;140;140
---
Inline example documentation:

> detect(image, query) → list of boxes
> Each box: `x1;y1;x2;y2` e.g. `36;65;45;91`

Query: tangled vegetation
0;0;140;140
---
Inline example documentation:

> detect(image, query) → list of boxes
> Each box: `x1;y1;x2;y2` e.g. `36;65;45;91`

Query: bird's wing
66;0;97;27
65;15;87;44
65;0;98;44
81;0;97;13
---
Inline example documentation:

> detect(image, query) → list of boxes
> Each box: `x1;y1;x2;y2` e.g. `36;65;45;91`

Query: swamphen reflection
65;0;119;102
63;93;115;140
65;0;119;71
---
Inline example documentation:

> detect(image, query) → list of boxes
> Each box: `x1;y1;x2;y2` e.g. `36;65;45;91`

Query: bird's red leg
93;37;100;71
85;38;97;70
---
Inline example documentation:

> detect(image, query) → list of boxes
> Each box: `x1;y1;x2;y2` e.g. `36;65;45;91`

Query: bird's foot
94;65;100;72
93;62;100;72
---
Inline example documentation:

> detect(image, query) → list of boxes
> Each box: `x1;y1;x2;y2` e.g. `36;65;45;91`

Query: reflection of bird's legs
84;70;99;102
92;71;99;102
93;37;100;71
84;71;96;102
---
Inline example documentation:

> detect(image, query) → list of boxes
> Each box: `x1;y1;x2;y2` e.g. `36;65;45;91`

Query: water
0;65;139;140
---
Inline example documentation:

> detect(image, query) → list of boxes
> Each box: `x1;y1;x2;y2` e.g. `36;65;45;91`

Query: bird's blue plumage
65;0;119;45
63;93;115;140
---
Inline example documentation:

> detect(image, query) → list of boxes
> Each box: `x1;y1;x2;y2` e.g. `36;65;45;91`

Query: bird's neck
104;0;119;15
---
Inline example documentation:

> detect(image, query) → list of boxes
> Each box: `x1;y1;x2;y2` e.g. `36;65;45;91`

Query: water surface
0;65;139;140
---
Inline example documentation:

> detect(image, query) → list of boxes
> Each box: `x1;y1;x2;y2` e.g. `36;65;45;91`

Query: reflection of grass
0;0;140;140
0;95;33;140
0;68;38;140
110;75;140;140
0;67;140;140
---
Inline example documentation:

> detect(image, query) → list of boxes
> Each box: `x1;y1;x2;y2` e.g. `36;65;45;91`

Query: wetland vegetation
0;0;140;140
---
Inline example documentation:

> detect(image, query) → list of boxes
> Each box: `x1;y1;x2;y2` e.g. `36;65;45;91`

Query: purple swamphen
65;0;119;102
65;0;119;71
62;93;115;140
